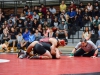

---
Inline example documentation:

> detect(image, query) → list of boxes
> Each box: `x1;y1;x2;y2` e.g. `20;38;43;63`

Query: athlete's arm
49;38;57;54
55;48;60;59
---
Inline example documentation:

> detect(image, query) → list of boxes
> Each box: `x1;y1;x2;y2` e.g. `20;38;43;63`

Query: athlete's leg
18;41;38;58
41;50;52;59
30;43;52;59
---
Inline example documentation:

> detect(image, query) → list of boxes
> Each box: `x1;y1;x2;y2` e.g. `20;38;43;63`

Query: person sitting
56;20;68;42
91;16;100;34
34;29;41;41
28;31;35;45
16;32;23;49
22;28;30;49
82;26;91;40
48;27;56;38
8;27;17;52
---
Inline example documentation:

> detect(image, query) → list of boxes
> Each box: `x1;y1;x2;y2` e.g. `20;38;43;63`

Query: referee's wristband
70;53;74;56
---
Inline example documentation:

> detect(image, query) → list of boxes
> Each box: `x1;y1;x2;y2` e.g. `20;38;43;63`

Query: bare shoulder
49;38;57;45
49;38;57;42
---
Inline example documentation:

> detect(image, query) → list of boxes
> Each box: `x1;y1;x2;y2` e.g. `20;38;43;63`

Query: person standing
60;0;67;12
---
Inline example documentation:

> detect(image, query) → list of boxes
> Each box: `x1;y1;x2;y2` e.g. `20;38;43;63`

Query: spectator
67;7;76;24
43;20;48;28
38;7;43;16
25;9;33;19
33;6;39;14
52;17;60;32
23;5;29;14
34;29;41;41
56;20;68;40
75;9;83;28
37;24;43;36
24;18;32;28
43;26;50;37
49;6;56;14
60;0;67;12
68;7;76;18
8;14;16;24
32;11;39;20
20;13;25;20
28;31;35;44
22;28;30;49
3;20;9;27
65;15;70;29
18;27;24;34
93;2;99;17
82;26;91;40
41;4;46;16
61;10;67;18
84;8;89;17
16;32;23;49
48;27;56;38
59;14;66;23
26;9;32;16
78;2;85;12
17;19;24;28
91;15;100;34
22;28;30;42
46;11;52;19
8;20;14;27
46;15;52;27
32;18;39;29
2;26;10;44
83;8;90;25
68;1;76;10
86;2;93;17
39;15;45;25
8;27;17;52
0;8;5;25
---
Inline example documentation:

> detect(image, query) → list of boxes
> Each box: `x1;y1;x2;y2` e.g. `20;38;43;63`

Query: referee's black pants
74;49;98;57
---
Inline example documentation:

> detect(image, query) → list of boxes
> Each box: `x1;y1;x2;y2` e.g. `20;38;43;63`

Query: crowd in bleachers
0;0;100;52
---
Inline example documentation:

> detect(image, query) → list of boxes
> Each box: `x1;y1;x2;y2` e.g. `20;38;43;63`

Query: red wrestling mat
0;54;100;75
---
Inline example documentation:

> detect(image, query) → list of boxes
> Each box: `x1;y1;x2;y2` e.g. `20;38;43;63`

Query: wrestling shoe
19;53;27;59
17;49;25;58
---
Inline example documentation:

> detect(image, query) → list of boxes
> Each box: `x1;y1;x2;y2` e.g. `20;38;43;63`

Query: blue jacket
67;11;76;18
29;34;35;43
23;31;30;41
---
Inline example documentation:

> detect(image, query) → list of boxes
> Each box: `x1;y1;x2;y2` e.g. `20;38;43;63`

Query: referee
70;38;98;58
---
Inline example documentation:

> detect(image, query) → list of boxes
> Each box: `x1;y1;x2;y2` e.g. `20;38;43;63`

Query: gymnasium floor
0;54;100;75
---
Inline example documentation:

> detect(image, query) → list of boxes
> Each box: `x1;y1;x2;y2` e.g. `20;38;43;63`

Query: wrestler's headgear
59;40;66;46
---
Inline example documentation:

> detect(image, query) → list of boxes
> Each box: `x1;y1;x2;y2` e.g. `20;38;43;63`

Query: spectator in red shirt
41;4;46;16
69;1;76;10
